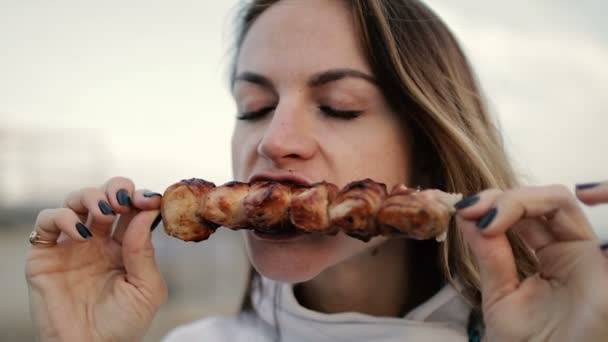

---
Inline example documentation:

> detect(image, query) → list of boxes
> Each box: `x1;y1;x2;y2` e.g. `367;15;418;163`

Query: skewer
160;178;462;243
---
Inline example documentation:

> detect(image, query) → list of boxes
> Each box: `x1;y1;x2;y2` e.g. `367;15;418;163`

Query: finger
457;215;520;306
460;185;596;243
575;181;608;206
34;208;93;245
131;189;163;211
102;176;136;215
112;189;162;244
113;211;162;245
456;189;556;251
121;209;167;306
510;218;556;252
62;187;117;235
112;209;138;245
453;189;502;217
61;190;88;223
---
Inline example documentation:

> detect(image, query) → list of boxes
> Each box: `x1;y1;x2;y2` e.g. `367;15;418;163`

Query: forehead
236;0;371;78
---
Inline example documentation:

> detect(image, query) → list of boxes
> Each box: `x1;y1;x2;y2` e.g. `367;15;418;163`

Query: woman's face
231;0;412;283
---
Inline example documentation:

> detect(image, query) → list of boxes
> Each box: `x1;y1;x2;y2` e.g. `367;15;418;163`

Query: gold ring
29;231;56;247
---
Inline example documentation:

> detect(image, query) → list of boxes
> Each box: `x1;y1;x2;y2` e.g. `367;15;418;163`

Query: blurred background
0;0;606;340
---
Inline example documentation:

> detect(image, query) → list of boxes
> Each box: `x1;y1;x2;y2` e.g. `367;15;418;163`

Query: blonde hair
232;0;538;322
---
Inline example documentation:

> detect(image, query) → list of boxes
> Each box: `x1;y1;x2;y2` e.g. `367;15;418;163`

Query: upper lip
248;171;313;186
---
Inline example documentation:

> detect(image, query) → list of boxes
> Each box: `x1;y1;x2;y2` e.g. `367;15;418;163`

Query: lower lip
251;229;305;241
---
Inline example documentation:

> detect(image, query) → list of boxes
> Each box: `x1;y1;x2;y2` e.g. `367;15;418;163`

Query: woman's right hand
25;177;168;342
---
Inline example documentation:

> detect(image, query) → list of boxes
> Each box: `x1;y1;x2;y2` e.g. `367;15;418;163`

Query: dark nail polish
576;182;601;191
600;242;608;251
116;189;132;206
477;208;498;229
144;191;162;198
75;223;93;238
98;200;115;215
150;214;162;231
454;195;480;210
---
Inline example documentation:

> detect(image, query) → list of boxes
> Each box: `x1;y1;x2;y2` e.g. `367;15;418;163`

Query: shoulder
161;312;274;342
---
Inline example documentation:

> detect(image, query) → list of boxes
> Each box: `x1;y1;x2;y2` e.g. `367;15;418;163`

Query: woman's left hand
456;182;608;342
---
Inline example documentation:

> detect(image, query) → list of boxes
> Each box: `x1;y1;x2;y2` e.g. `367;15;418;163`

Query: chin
242;231;327;283
251;259;321;283
241;230;373;283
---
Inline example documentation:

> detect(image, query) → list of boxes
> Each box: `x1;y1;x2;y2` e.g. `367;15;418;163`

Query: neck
294;239;440;317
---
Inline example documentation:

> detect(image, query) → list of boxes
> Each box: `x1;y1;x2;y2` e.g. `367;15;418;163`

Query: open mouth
249;173;312;187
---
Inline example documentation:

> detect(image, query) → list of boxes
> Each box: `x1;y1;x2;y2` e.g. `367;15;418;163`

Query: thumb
457;215;520;306
121;210;167;304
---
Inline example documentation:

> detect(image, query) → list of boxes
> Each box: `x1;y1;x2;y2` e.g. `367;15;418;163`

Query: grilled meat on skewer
328;179;387;242
160;178;218;242
161;178;462;242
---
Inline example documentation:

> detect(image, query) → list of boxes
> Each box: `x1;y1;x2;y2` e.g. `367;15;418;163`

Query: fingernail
143;191;162;198
454;195;480;210
75;223;93;238
575;182;601;191
116;189;132;206
98;200;115;215
151;214;162;231
600;242;608;251
477;208;497;229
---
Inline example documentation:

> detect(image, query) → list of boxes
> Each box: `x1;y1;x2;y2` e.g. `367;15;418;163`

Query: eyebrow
233;72;274;90
308;68;377;87
233;68;377;90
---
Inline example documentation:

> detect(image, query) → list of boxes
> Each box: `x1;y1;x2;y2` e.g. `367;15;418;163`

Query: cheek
322;126;411;187
359;123;410;182
231;125;258;181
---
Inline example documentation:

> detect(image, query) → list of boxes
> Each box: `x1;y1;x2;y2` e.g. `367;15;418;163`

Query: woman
25;0;608;341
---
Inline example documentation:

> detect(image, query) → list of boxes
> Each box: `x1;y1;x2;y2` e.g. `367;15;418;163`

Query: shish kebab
160;178;462;243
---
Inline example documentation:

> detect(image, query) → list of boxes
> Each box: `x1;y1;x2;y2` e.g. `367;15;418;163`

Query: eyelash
318;105;362;119
236;106;362;121
236;106;275;121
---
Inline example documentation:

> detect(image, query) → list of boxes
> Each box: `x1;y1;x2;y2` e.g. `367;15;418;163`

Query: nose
257;102;317;165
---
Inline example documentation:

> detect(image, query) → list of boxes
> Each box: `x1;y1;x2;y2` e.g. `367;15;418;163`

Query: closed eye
319;105;362;119
236;106;275;121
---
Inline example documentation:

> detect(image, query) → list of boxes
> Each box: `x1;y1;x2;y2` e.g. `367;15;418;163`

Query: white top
162;276;471;341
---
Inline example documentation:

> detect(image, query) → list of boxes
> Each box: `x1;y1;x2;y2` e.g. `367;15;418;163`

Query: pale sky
0;0;606;237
